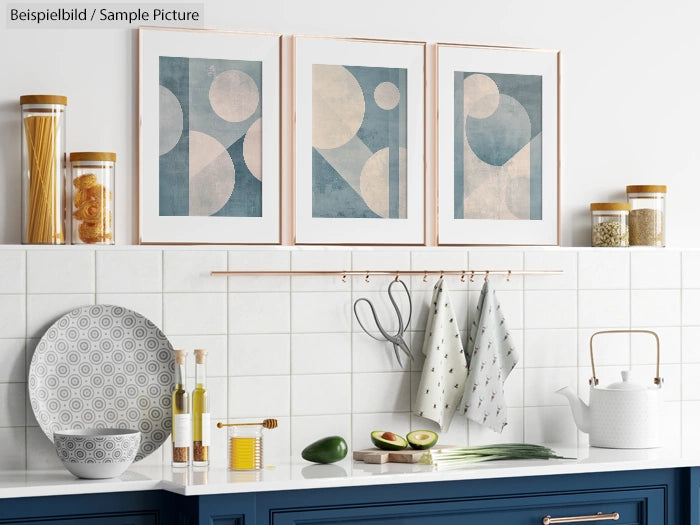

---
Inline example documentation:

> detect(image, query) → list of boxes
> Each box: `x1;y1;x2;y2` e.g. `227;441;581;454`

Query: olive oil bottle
192;348;210;466
172;349;190;467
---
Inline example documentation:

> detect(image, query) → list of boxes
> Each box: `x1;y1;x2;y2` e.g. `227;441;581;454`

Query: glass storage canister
70;152;115;244
626;185;666;247
20;95;67;244
590;202;630;247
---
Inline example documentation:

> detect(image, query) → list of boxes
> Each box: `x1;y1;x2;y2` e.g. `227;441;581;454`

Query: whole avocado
301;435;348;464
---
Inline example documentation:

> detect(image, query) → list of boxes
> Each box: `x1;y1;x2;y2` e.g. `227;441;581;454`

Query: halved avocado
406;430;438;450
371;430;408;451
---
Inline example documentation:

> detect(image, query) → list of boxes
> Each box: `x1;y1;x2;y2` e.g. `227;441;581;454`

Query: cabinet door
692;467;700;525
1;515;157;525
271;487;664;525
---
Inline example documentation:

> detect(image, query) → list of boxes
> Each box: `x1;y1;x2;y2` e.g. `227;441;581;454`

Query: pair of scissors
353;279;413;368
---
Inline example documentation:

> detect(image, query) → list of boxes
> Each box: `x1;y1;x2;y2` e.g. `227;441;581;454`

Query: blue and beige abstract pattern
312;64;407;218
159;57;262;217
454;72;542;220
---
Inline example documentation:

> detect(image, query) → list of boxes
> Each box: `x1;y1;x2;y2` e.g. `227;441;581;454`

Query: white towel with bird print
462;278;519;433
414;278;469;431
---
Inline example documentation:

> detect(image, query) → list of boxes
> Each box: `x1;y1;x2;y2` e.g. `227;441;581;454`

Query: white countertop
2;446;699;499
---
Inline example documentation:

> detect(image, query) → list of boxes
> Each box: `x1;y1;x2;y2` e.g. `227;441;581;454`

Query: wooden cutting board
353;448;431;464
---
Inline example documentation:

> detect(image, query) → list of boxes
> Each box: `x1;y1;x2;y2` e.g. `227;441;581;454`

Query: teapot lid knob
621;370;631;381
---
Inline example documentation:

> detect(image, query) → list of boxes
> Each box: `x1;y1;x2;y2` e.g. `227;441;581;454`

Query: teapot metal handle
589;329;662;387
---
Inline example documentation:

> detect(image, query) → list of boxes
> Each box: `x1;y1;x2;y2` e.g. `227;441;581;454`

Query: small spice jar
626;185;666;247
70;152;115;244
590;202;630;247
20;95;68;244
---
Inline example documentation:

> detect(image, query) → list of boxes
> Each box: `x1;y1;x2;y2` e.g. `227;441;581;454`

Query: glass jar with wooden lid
590;202;630;247
20;95;68;244
70;152;115;244
626;185;666;247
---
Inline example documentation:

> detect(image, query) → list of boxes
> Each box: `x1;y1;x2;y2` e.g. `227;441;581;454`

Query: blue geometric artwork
454;72;542;221
158;57;262;217
312;64;407;219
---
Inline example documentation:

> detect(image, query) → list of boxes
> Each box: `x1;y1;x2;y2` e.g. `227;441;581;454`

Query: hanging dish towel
414;278;468;431
462;278;519;433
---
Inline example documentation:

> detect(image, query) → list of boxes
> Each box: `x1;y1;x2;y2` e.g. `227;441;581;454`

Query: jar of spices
20;95;68;244
590;202;630;247
626;185;666;247
70;152;115;244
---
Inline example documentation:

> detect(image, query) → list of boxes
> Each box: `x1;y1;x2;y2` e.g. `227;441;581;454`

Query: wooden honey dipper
217;418;278;429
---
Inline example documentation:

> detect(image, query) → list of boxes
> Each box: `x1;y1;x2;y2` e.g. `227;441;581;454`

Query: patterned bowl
53;428;141;479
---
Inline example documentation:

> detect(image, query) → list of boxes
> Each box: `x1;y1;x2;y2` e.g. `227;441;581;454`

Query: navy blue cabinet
199;468;684;525
0;468;689;524
691;467;700;525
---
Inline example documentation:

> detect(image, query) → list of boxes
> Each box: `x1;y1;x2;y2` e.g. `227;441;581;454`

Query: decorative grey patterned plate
28;305;175;461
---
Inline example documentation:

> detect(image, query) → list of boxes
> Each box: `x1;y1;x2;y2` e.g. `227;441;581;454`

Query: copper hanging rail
210;269;562;282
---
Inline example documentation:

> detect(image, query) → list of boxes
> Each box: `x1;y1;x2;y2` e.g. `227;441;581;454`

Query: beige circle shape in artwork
243;118;262;181
209;70;259;123
189;131;236;216
159;86;183;155
374;81;400;110
463;74;500;119
360;147;407;218
312;65;365;150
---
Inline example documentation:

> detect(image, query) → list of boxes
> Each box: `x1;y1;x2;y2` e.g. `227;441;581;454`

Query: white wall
2;0;698;246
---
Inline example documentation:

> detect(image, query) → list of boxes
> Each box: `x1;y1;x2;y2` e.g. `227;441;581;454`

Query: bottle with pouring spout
172;349;190;467
192;348;210;467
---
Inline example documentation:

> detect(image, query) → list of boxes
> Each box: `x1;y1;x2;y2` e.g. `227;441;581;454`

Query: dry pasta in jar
70;152;115;244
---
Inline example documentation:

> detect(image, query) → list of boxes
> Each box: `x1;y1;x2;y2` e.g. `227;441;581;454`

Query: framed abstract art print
138;28;280;244
436;44;560;245
293;36;425;245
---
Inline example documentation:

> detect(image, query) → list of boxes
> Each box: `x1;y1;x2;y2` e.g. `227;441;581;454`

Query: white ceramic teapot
556;330;663;449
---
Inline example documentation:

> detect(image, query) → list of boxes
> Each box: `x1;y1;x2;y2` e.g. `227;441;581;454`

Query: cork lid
174;349;187;364
626;185;667;194
590;202;631;211
20;94;68;105
70;152;116;162
194;348;208;364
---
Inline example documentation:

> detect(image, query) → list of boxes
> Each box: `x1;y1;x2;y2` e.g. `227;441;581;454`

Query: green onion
420;443;571;470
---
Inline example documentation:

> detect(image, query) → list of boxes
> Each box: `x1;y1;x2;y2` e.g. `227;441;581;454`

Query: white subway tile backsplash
630;250;681;289
631;289;680;326
229;292;289;334
228;250;290;292
578;289;630;328
96;250;162;293
291;374;351;415
0;428;26;469
292;292;350;333
0;382;25;426
524;329;577;368
26;294;92;338
351;412;410;451
682;401;700;455
164;293;226;335
578;250;629;289
229;334;290;376
524;367;577;407
27;250;94;294
0;251;25;294
292;250;351;292
164;251;227;292
292;333;351;374
352;372;411;413
0;339;25;382
524;250;577;290
228;375;290;418
7;246;700;468
96;293;163;328
292;414;351;459
683;289;700;326
523;406;578;447
525;290;577;329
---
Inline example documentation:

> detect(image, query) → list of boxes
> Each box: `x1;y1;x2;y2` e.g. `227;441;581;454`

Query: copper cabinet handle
542;512;619;524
